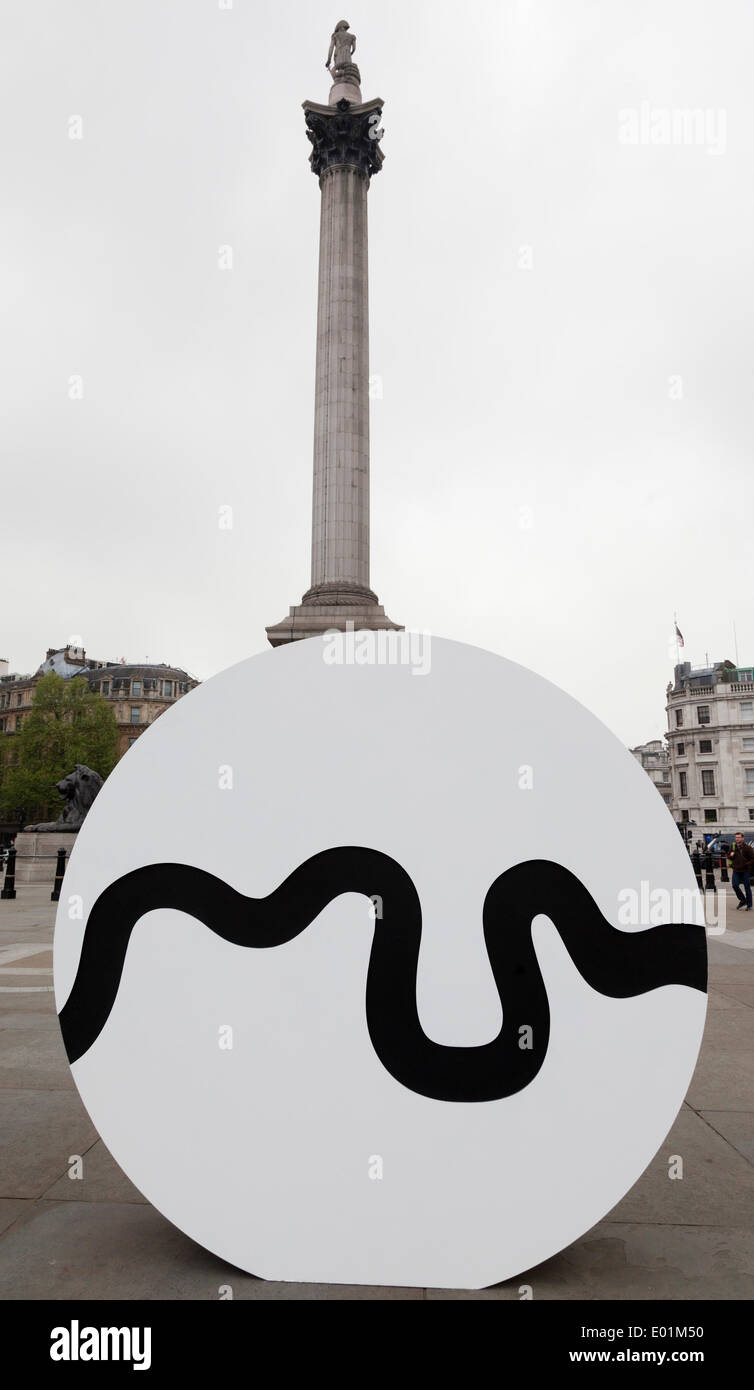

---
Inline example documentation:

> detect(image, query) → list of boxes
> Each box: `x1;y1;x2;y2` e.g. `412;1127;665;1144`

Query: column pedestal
13;830;78;884
266;591;400;646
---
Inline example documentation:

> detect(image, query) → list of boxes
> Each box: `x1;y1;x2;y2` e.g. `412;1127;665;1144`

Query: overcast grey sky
1;0;751;745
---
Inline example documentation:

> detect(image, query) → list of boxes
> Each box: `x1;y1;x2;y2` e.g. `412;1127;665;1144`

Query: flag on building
674;622;685;647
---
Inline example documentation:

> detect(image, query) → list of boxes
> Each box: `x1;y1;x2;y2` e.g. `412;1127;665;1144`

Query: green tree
0;673;119;824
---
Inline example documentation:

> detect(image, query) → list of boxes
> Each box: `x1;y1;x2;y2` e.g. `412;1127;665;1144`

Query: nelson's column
266;22;402;645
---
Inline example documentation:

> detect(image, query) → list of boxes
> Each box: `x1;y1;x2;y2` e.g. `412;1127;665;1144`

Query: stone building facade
630;739;672;808
0;643;198;801
665;659;754;831
82;662;198;758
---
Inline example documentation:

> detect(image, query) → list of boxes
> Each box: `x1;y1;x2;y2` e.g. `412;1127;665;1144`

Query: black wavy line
58;852;707;1102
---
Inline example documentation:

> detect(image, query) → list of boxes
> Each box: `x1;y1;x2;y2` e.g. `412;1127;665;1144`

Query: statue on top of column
326;20;361;86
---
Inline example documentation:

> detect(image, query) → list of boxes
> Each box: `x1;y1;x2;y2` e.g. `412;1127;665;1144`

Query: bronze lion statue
25;765;104;832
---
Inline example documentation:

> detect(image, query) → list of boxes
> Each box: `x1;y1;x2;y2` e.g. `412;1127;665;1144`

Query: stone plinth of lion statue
24;765;104;832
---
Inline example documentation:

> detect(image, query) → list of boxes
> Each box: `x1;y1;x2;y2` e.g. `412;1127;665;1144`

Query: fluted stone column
310;163;370;595
266;76;402;646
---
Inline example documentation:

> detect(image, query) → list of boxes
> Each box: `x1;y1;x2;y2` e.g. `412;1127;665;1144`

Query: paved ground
0;883;752;1300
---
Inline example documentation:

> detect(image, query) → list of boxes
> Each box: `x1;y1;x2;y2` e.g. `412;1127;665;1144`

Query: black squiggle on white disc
60;854;706;1097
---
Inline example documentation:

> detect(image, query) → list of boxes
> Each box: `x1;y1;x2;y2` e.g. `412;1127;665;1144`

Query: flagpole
674;611;680;667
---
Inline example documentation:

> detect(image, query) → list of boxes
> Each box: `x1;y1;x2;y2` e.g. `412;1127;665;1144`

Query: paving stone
0;1012;60;1031
0;1091;98;1198
705;989;742;1011
0;992;57;1018
699;1111;754;1166
606;1107;754;1227
713;983;754;1009
0;1199;30;1237
708;939;754;966
685;1007;754;1110
0;1025;73;1090
0;1202;424;1300
709;964;754;984
427;1223;754;1300
42;1140;147;1205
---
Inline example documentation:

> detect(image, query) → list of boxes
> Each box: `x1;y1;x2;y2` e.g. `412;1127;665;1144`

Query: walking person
730;832;754;911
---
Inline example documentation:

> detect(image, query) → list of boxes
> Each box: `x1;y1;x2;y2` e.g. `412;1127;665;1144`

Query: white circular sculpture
54;637;707;1289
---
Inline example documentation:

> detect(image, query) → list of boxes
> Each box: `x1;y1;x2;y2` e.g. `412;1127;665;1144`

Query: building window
697;705;710;725
701;769;715;796
744;737;754;749
682;809;690;822
675;709;684;727
130;707;141;724
677;741;685;756
15;694;21;706
164;680;172;696
742;701;753;721
704;809;718;822
132;680;141;695
679;771;688;798
102;681;110;695
746;769;754;793
749;809;754;821
699;739;712;753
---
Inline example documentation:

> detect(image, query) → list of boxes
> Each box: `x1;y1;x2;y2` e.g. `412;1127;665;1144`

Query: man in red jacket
730;832;754;910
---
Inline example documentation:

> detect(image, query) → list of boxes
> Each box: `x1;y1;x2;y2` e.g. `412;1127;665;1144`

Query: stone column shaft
311;165;370;591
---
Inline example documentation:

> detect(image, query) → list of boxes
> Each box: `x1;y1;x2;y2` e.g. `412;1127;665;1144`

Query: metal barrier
687;843;742;896
1;847;16;900
1;849;69;898
51;848;67;903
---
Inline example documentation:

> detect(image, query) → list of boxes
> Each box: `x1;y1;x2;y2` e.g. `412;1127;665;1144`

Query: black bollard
1;847;17;900
704;851;716;892
51;848;67;903
720;850;730;884
691;849;703;891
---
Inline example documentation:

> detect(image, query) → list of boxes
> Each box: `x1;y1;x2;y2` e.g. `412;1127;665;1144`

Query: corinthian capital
303;99;385;181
